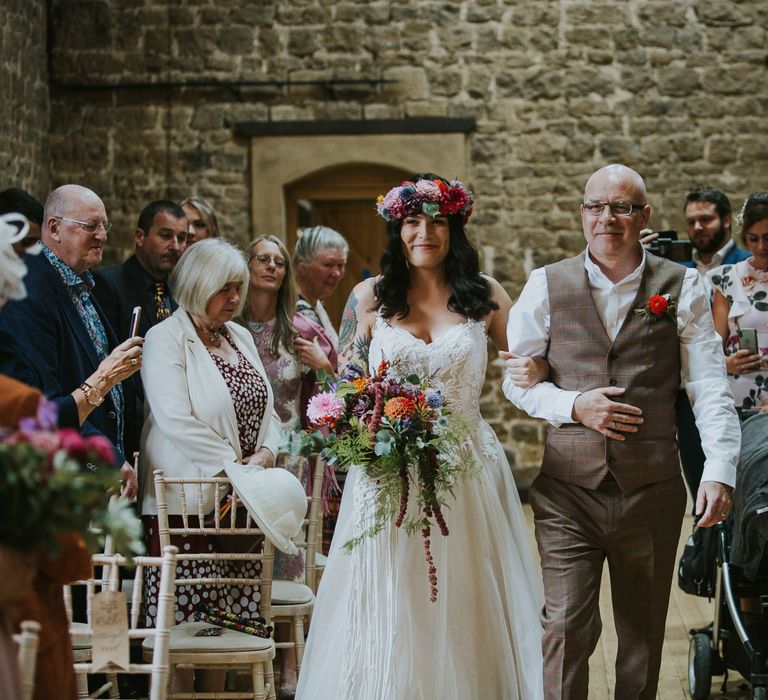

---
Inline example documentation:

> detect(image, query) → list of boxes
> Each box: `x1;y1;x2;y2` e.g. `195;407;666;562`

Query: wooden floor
522;504;754;700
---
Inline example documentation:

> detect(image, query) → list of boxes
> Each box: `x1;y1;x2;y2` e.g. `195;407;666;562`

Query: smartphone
652;229;678;240
129;306;142;338
738;327;759;354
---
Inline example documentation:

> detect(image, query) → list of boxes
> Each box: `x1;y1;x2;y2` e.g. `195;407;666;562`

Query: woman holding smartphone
710;191;768;415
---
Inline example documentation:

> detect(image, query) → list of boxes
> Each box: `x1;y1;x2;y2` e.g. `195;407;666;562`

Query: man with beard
93;200;187;454
683;186;751;288
94;200;187;338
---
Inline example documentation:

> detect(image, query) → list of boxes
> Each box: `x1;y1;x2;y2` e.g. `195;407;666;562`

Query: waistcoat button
607;457;616;465
608;378;617;386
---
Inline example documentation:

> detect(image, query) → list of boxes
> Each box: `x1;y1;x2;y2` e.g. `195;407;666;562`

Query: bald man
0;185;143;497
502;165;740;698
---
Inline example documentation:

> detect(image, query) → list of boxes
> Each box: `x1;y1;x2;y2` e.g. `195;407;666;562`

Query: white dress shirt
503;248;741;487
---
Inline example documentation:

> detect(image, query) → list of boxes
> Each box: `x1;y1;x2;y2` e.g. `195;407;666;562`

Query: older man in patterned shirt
0;184;143;496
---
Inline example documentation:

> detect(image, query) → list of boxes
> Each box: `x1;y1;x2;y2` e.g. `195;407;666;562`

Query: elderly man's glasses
54;216;112;234
252;253;287;269
581;201;646;217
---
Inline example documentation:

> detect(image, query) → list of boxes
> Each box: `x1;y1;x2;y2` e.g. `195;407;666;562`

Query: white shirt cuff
700;461;737;489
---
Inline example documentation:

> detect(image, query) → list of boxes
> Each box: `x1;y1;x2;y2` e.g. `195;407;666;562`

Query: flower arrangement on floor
304;359;476;601
0;399;144;558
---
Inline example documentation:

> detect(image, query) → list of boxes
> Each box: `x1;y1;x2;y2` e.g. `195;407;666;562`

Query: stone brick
637;3;688;27
382;66;429;100
657;64;701;96
565;2;629;26
599;138;640;163
217;25;256;55
696;0;754;27
53;0;112;50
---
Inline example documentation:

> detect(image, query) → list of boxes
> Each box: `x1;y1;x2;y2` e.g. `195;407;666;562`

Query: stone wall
0;0;50;198
44;0;768;483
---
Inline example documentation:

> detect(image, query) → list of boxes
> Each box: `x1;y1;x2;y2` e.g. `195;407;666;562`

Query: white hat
224;462;307;555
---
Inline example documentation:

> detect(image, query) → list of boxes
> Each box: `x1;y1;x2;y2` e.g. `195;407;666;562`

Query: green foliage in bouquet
304;360;476;601
0;399;144;558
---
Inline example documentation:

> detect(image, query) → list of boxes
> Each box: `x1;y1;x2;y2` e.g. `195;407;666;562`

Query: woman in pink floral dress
240;235;336;695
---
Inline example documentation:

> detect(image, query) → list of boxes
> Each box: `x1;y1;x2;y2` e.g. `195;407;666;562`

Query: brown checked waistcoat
542;252;687;491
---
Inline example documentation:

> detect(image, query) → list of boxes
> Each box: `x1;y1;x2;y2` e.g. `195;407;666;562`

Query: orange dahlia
351;377;368;392
384;396;416;419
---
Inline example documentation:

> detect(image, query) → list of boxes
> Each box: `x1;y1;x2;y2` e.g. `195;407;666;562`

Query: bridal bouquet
0;399;144;558
304;359;476;601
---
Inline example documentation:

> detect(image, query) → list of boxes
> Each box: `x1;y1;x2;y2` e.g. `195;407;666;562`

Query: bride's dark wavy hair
374;173;498;321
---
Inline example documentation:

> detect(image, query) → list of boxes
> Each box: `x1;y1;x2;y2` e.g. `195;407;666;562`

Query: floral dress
247;317;308;580
710;259;768;412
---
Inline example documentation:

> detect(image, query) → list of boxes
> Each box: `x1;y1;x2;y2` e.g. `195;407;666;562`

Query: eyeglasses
54;216;112;234
251;253;286;269
581;201;646;217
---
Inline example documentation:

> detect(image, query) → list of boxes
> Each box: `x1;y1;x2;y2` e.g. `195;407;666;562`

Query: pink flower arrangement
0;398;144;556
375;178;474;223
306;391;346;426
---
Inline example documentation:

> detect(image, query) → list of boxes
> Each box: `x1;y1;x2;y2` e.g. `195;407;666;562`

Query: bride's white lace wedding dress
295;317;544;700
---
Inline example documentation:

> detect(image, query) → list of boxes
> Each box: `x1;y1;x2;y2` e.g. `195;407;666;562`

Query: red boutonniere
635;293;676;321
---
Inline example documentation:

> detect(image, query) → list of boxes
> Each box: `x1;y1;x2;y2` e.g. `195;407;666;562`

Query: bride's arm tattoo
338;291;371;371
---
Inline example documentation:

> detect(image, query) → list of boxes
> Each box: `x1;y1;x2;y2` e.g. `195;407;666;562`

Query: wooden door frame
284;163;412;253
248;132;469;241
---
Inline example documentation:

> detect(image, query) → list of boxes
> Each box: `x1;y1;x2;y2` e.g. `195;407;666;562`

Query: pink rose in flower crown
307;391;346;426
414;179;442;201
381;188;406;220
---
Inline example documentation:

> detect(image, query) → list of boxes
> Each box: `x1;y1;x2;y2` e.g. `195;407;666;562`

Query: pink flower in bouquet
85;435;116;465
58;428;90;463
307;391;346;426
10;428;60;454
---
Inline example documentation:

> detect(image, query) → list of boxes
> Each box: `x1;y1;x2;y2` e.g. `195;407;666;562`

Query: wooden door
285;163;411;329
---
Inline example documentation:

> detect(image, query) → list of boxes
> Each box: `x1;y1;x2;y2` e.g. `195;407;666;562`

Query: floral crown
375;179;474;223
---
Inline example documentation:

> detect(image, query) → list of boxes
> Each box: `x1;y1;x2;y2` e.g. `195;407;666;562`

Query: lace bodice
369;316;488;421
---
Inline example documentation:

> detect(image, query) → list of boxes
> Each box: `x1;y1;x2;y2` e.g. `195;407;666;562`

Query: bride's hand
499;351;549;388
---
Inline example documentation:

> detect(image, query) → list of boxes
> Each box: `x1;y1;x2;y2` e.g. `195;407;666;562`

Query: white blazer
139;308;283;515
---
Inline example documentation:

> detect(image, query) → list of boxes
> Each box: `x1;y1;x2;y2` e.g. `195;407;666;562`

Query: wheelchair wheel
689;633;712;700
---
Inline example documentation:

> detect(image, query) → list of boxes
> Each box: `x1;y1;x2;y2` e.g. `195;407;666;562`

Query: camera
647;230;692;264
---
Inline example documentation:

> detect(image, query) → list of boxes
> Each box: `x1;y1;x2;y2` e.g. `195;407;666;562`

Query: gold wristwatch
78;381;104;407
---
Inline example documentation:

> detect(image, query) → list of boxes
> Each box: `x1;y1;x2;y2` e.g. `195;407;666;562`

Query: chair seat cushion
70;622;91;649
272;580;314;605
315;553;327;567
142;622;273;653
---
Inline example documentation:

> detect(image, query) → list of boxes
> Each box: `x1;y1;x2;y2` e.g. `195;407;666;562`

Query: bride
295;174;544;700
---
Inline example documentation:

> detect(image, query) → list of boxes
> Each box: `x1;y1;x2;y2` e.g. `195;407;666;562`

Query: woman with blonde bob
139;238;283;693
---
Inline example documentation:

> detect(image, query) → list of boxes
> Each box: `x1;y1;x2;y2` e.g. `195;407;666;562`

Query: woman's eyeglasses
252;254;287;269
